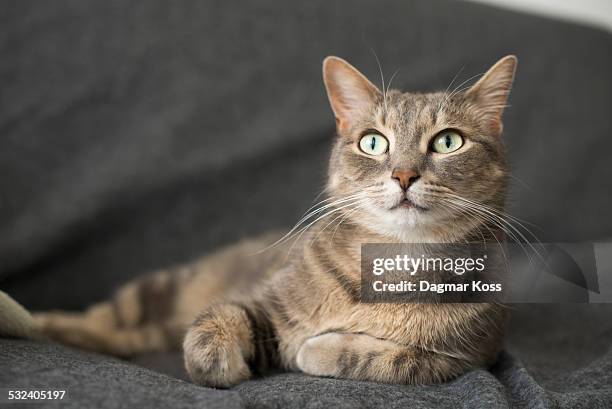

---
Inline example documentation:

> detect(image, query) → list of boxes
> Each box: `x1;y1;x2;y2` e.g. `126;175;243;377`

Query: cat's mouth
392;198;429;212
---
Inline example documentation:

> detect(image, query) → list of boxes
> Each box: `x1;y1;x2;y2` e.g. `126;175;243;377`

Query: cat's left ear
465;55;517;136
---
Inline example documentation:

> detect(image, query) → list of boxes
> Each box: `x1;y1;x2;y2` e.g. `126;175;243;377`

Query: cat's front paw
183;325;251;388
296;333;350;377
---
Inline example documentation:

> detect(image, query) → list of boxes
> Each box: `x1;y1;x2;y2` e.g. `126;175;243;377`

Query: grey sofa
1;1;611;408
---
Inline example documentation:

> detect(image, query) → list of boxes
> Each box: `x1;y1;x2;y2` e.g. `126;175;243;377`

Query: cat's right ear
323;56;381;133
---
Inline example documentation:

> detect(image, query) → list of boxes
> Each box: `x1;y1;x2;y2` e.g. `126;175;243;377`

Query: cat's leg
37;314;183;356
34;268;192;356
296;332;465;384
183;302;278;388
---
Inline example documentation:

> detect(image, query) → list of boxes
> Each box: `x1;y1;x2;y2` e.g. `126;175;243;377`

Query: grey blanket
2;304;612;409
1;0;611;407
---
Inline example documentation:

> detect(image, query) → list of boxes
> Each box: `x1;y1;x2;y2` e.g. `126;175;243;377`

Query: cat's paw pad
296;333;350;377
183;328;251;388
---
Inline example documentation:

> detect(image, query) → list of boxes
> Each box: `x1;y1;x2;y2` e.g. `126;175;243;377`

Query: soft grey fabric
1;0;611;408
0;340;242;409
2;303;612;409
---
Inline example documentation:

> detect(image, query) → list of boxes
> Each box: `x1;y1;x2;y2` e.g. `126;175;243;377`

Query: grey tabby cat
33;54;517;387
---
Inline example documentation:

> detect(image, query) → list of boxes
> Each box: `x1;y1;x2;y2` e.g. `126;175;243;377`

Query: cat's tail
0;290;40;339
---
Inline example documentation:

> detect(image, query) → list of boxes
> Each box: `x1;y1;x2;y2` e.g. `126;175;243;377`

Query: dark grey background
1;0;611;408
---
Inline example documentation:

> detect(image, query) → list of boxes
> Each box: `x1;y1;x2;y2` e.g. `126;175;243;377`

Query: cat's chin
359;204;446;243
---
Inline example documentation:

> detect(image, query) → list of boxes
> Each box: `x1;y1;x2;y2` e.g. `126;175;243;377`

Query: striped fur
35;55;516;387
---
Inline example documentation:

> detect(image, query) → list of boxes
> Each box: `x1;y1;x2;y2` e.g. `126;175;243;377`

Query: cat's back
174;230;290;322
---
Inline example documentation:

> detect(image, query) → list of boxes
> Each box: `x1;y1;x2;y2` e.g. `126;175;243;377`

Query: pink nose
391;169;419;190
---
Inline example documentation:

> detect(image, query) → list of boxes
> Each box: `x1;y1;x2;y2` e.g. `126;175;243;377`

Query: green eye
432;131;464;154
359;133;389;155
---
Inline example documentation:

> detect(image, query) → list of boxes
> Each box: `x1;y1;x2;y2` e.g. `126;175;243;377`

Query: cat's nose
391;168;420;190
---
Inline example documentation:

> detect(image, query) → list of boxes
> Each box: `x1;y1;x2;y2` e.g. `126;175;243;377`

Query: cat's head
322;55;516;242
